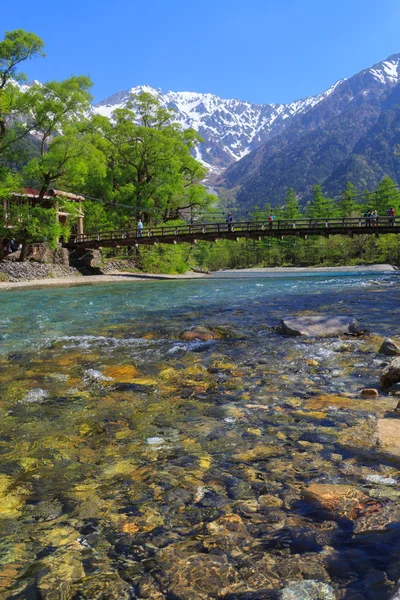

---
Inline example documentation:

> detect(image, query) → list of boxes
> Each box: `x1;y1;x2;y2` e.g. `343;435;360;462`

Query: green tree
306;185;335;219
0;29;45;156
91;92;214;223
22;76;99;199
375;177;400;215
282;188;301;219
339;181;358;217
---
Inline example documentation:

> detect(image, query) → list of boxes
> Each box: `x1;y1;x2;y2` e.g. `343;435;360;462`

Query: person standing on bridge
137;219;143;238
227;213;233;232
268;214;273;230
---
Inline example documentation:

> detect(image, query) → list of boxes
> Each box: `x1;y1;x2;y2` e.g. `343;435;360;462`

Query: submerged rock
280;316;360;337
157;548;238;598
280;580;336;600
381;357;400;389
181;326;221;342
379;338;400;357
302;483;369;520
21;388;49;403
377;419;400;457
360;388;379;398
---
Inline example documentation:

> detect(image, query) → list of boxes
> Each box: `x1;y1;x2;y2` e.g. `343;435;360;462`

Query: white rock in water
280;316;360;338
21;388;49;403
83;369;112;382
280;580;336;600
224;417;237;424
146;437;165;445
366;474;397;486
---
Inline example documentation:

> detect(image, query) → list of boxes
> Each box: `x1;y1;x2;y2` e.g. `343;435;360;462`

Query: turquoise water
0;270;398;356
0;270;400;599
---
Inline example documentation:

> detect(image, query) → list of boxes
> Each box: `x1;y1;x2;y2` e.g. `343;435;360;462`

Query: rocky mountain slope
93;83;342;172
219;55;400;209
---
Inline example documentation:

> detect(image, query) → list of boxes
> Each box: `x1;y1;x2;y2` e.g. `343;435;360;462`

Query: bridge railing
73;216;397;244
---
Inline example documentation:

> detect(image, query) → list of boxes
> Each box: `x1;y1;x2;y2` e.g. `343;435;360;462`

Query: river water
0;271;400;599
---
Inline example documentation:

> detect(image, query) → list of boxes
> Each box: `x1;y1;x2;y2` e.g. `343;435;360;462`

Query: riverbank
0;263;396;290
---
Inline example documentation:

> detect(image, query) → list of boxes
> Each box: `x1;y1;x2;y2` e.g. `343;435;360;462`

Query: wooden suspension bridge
70;217;400;249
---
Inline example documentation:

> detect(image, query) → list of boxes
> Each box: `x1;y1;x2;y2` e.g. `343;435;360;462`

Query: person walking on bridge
227;213;233;232
137;219;143;238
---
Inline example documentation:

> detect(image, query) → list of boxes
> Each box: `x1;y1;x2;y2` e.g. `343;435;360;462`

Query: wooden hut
3;188;85;236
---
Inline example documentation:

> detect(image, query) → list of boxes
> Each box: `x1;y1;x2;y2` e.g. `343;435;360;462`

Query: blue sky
2;0;399;104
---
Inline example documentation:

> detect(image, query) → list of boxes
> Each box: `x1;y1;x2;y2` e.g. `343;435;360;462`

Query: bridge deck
69;217;400;248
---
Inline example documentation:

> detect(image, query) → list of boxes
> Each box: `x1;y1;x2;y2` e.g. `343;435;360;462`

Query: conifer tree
306;185;329;219
282;188;301;219
339;181;358;217
375;177;400;215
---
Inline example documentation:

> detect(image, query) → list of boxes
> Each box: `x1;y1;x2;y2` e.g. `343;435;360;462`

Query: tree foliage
0;29;45;156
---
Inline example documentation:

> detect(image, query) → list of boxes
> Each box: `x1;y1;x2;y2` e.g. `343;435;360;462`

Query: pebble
146;437;165;445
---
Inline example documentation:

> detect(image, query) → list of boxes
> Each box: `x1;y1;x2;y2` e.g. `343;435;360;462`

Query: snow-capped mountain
93;54;400;175
93;82;343;172
220;54;400;209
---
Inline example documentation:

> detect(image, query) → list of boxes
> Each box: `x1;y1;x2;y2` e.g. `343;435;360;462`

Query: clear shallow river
0;271;400;599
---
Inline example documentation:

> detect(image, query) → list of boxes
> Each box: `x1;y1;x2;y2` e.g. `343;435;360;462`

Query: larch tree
375;177;400;215
282;187;301;219
339;181;358;217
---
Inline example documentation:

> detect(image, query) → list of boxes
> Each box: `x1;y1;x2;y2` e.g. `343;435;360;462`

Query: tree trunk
18;239;29;262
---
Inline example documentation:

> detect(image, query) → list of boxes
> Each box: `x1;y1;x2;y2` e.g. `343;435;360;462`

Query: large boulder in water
379;338;400;357
380;357;400;389
280;316;360;338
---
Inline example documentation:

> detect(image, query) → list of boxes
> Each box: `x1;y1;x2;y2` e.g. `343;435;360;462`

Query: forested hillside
219;55;400;211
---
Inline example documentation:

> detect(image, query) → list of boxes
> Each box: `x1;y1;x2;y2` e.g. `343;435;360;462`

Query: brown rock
381;357;400;389
377;419;400;457
280;315;360;337
157;547;238;599
360;388;379;398
181;326;221;342
379;338;400;357
302;483;369;519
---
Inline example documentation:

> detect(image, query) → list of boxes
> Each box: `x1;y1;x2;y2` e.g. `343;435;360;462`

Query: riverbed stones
302;483;369;520
181;326;221;342
376;419;400;457
380;338;400;357
360;388;379;398
280;316;360;337
380;357;400;389
280;580;336;600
